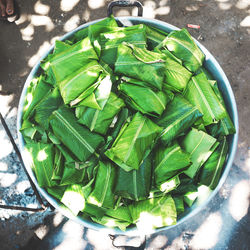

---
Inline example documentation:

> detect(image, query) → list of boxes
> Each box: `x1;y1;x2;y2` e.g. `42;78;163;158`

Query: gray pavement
0;0;250;249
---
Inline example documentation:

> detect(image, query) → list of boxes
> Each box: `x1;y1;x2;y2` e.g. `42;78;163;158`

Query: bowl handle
107;0;143;17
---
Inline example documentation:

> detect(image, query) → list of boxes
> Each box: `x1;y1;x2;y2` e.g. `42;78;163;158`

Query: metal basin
17;14;239;236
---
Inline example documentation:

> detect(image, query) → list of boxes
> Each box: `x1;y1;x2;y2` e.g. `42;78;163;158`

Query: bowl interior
17;17;238;236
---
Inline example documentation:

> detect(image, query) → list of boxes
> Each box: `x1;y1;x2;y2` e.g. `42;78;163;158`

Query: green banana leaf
87;161;118;209
129;195;177;230
157;175;181;193
88;15;118;56
183;72;227;126
47;186;67;200
53;40;71;54
196;66;213;79
115;43;166;90
154;142;190;187
105;112;162;171
57;60;103;105
49;106;104;162
70;28;89;43
20;120;39;141
155;94;203;145
73;74;112;109
199;137;228;189
181;128;218;178
145;25;168;49
34;87;63;129
61;184;86;216
173;196;185;215
54;144;88;186
23;76;52;120
25;142;56;187
82;203;106;220
183;190;198;207
105;205;132;223
100;24;147;66
158;28;205;72
51;146;64;183
91;215;130;231
154;47;182;65
114;154;152;201
50;37;98;83
99;108;130;153
119;78;167;117
171;175;197;195
164;57;192;91
76;92;125;135
207;81;235;137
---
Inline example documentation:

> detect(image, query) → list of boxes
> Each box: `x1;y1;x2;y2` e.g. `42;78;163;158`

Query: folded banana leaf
173;196;185;215
53;40;72;54
105;205;132;223
155;94;203;145
105;112;162;171
199;137;228;189
129;195;177;230
99;108;130;153
183;72;227;126
34;87;63;130
158;28;205;72
47;186;67;201
181;128;218;178
23;76;52;120
61;184;86;216
100;24;147;65
157;175;181;193
115;43;166;90
154;142;190;187
91;215;130;231
164;57;192;91
115;154;152;201
25;142;56;187
154;47;182;65
20;120;40;142
76;92;125;135
183;190;198;207
119;78;167;117
54;144;89;186
50;37;98;83
88;15;118;56
58;60;103;104
207;81;235;137
49;106;104;162
87;161;118;209
145;25;168;49
171;175;197;195
51;146;64;183
73;74;112;109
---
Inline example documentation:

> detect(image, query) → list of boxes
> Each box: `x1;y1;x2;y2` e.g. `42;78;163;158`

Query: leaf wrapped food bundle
105;112;162;171
115;43;166;90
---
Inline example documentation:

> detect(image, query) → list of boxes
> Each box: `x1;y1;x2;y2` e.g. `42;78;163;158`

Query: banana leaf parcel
105;112;162;171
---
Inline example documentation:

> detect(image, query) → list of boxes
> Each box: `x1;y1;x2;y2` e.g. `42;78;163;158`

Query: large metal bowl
17;13;238;235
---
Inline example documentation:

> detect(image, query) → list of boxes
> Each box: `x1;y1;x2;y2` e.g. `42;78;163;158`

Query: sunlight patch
88;0;105;9
240;15;250;27
0;173;17;187
34;1;50;15
60;0;80;12
191;212;222;249
20;24;34;41
229;180;249;221
63;15;80;32
28;41;51;67
31;15;54;32
236;0;250;9
37;149;48;161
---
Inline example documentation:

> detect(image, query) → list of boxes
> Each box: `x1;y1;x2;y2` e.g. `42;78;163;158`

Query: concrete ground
0;0;250;249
